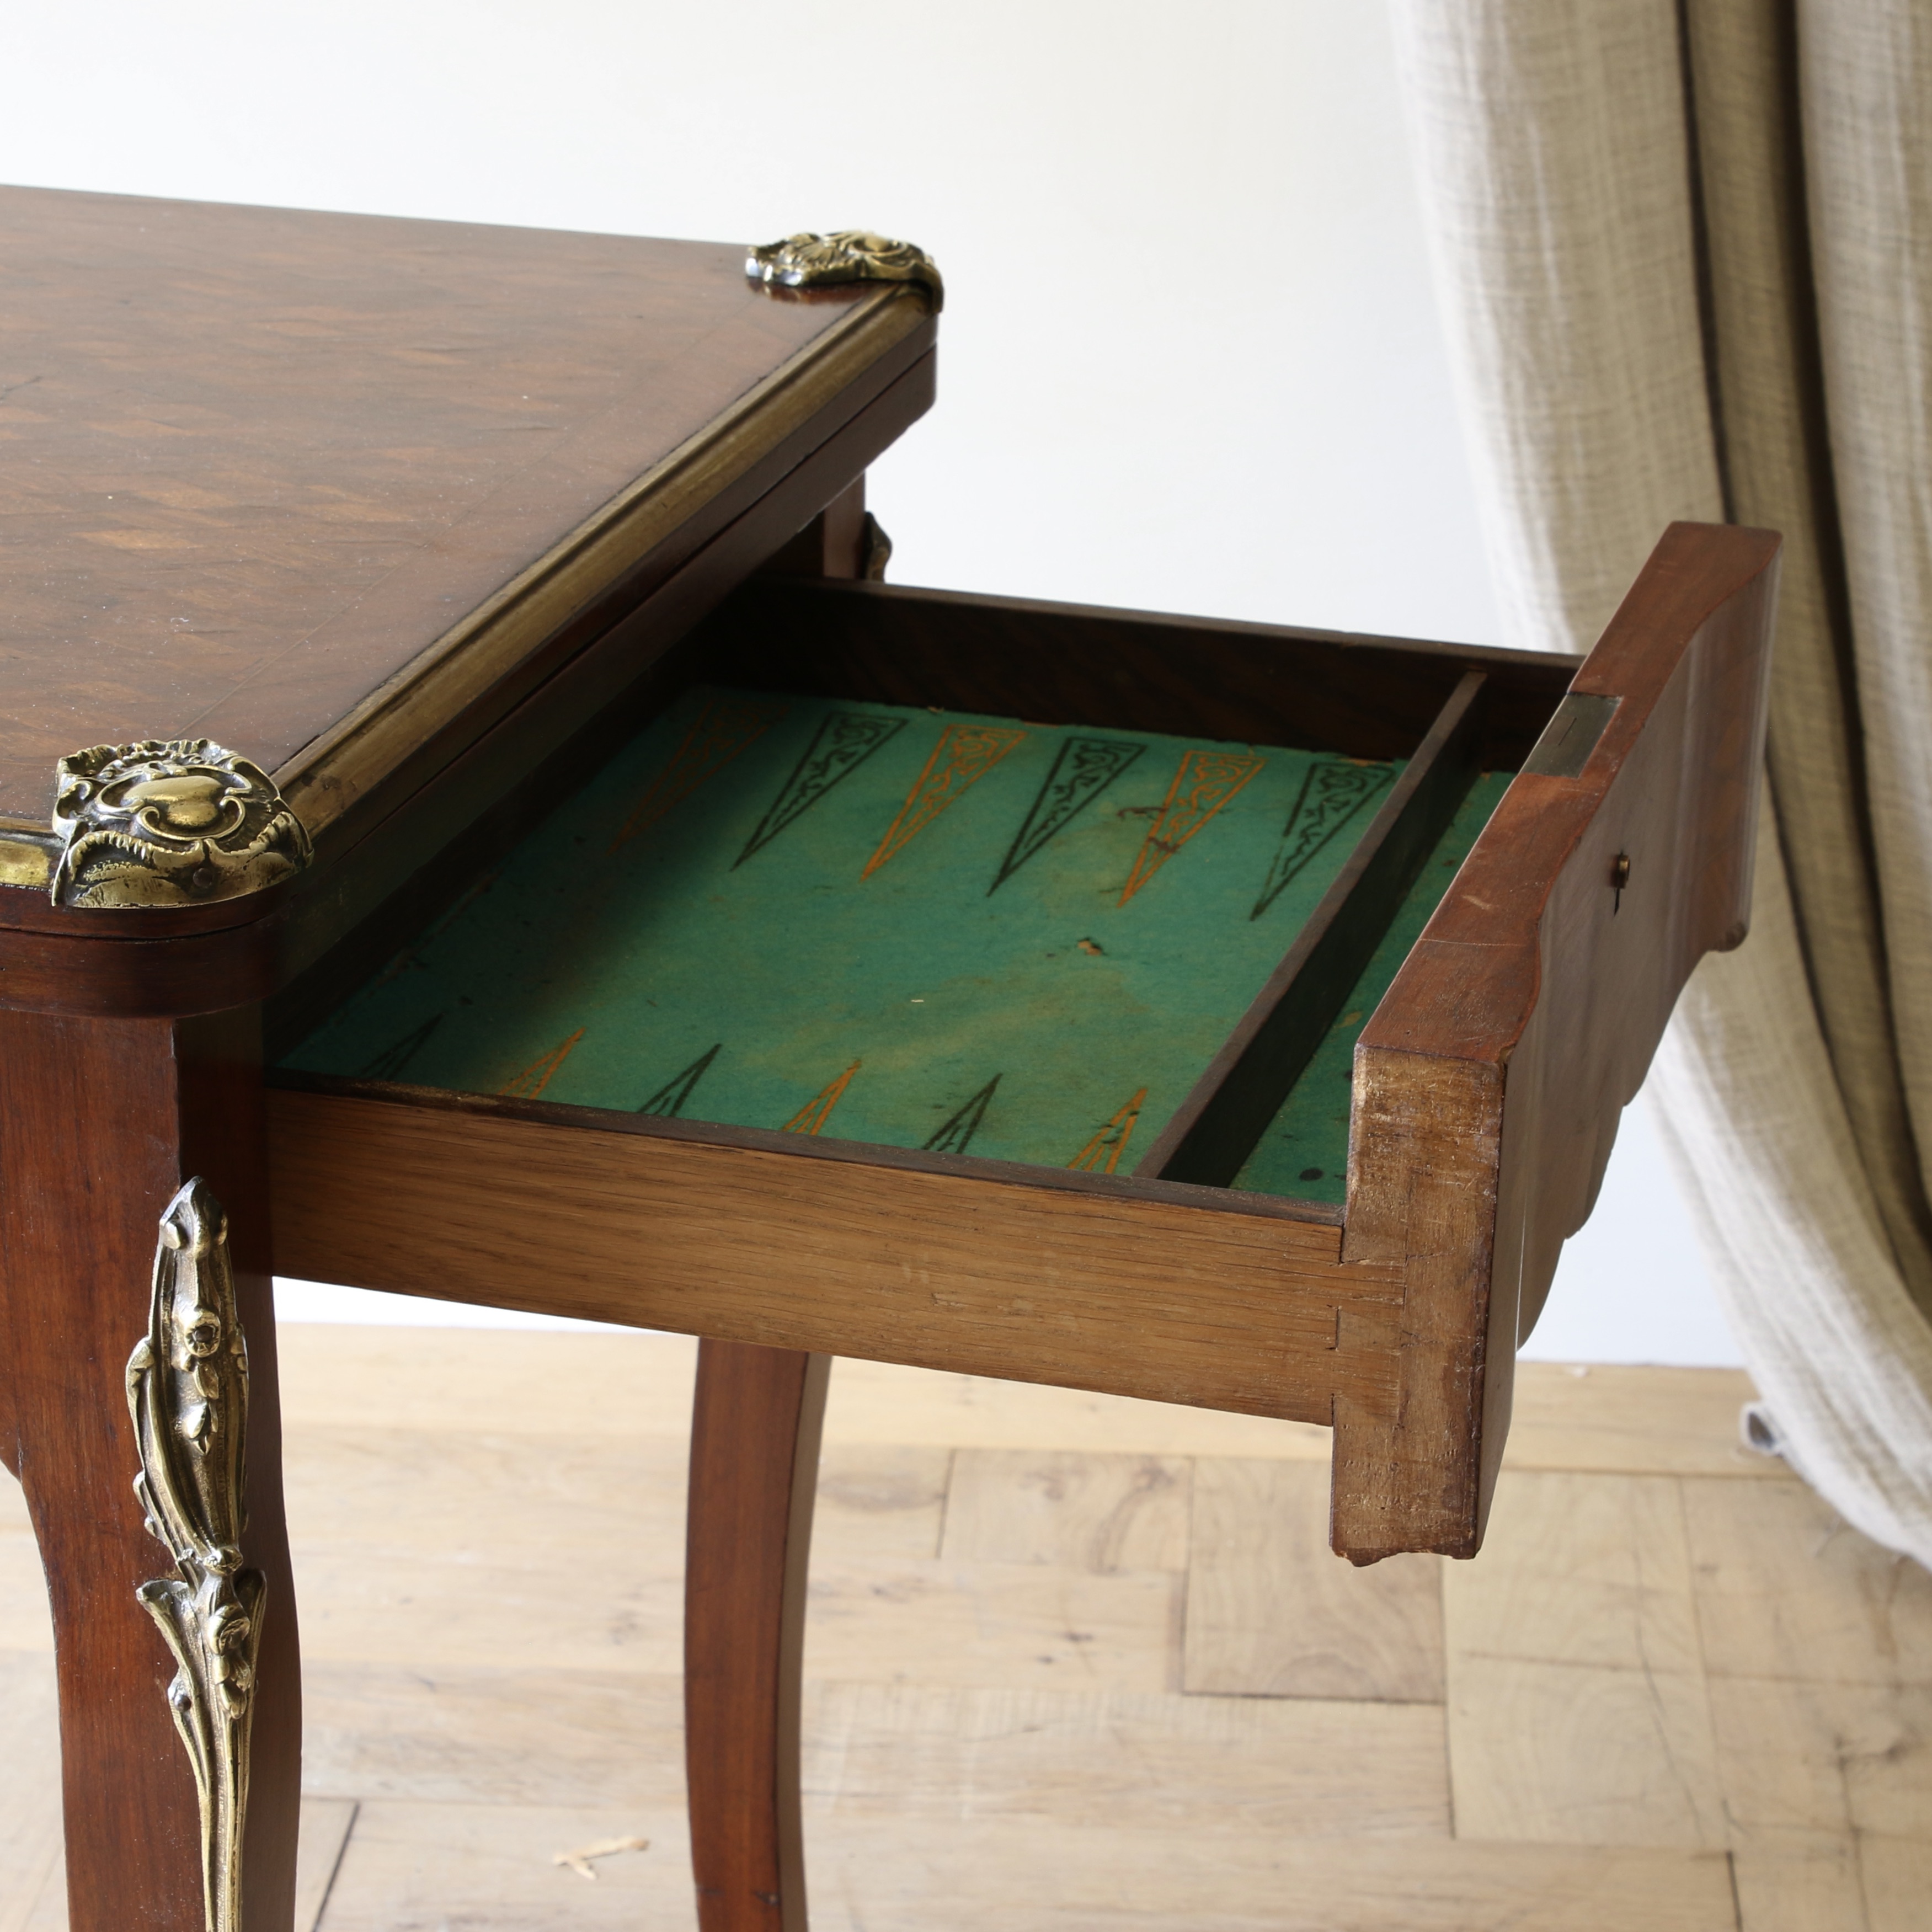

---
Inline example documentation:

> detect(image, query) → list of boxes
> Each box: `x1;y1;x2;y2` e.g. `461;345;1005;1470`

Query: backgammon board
284;681;1509;1201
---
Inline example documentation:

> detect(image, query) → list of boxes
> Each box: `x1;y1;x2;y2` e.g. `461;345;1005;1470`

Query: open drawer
265;519;1778;1560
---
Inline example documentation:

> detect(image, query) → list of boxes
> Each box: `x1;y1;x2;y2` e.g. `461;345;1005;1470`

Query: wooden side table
0;185;1778;1932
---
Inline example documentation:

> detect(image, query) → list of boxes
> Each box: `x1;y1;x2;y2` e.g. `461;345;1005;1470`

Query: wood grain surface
0;353;938;1017
0;1007;301;1930
694;577;1579;767
685;1343;827;1932
0;910;285;1018
1185;1459;1445;1702
265;1082;1394;1425
0;185;928;833
1333;522;1781;1562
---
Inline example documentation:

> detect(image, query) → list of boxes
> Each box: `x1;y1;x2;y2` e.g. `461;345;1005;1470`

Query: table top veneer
0;186;926;853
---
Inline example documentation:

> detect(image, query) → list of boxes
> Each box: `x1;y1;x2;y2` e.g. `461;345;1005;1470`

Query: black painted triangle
639;1043;721;1118
356;1014;442;1082
922;1075;1001;1155
735;709;908;867
1251;760;1394;920
989;736;1145;894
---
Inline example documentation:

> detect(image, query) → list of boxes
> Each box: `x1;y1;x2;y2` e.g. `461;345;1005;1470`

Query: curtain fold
1389;0;1932;1565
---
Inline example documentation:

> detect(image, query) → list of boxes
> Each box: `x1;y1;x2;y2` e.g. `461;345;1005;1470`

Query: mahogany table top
0;186;926;839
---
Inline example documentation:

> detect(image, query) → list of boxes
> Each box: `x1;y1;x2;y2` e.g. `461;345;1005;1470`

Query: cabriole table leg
0;1007;302;1932
685;1340;829;1932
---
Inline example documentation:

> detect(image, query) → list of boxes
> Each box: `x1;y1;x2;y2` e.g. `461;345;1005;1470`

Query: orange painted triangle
1068;1087;1148;1175
782;1060;861;1136
861;723;1026;879
1118;749;1265;905
500;1027;584;1100
609;694;789;852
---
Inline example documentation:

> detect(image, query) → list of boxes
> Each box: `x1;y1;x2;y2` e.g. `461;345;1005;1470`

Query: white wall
4;0;1739;1364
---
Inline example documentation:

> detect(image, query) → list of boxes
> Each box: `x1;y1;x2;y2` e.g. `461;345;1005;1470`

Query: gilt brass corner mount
50;739;311;910
746;231;943;311
127;1178;264;1932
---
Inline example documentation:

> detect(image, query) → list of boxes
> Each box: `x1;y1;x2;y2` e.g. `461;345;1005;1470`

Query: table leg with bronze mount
0;990;301;1931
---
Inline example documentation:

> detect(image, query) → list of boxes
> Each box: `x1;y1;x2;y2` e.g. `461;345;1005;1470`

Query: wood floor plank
941;1450;1191;1573
287;1424;943;1576
285;1414;1175;1689
802;1680;1448;1837
316;1799;692;1930
0;1651;61;1932
1183;1459;1445;1701
1730;1834;1869;1932
276;1325;700;1439
805;1556;1182;1693
282;1424;689;1560
1707;1674;1932;1842
815;1444;952;1564
1504;1364;1780;1479
1841;1689;1932;1840
284;1423;686;1673
291;1546;685;1673
295;1799;359;1932
1447;1655;1727;1848
301;1661;687;1808
1861;1833;1932;1932
1446;1471;1704;1674
803;1821;1741;1931
301;1662;1452;1843
1683;1478;1932;1688
1443;1467;1727;1848
0;1518;51;1654
1708;1674;1854;1839
308;1782;1746;1931
12;1855;64;1932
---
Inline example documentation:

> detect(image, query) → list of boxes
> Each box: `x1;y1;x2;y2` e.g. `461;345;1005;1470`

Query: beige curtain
1387;0;1932;1565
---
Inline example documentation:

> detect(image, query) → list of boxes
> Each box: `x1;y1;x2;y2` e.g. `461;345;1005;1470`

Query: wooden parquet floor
2;1330;1929;1929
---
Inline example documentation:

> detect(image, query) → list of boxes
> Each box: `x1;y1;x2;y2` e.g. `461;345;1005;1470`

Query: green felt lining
1232;772;1513;1203
281;685;1505;1195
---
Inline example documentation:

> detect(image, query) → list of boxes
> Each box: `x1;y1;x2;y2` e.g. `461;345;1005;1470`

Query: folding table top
0;185;930;865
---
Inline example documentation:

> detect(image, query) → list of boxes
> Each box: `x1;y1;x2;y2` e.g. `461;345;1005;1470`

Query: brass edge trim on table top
746;231;943;310
47;740;311;910
272;282;933;845
127;1178;265;1932
0;831;54;890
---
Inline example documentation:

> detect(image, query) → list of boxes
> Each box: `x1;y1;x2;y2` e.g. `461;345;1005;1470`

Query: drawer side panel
267;1087;1399;1425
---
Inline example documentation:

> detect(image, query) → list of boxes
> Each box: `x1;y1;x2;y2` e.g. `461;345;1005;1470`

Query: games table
0;186;1778;1932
